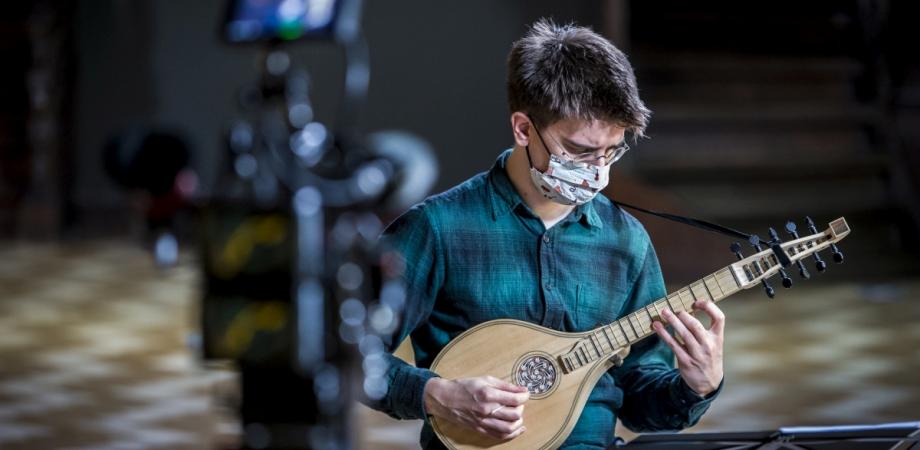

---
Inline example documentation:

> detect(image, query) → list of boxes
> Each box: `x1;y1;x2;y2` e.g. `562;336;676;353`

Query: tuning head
729;217;850;293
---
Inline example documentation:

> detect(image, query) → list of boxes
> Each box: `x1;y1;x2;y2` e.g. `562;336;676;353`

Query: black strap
612;200;752;241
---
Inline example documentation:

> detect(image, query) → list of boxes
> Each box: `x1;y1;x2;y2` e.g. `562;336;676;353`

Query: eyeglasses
530;118;631;165
564;141;630;165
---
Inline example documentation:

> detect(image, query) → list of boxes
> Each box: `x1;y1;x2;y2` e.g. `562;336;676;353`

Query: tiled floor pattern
0;242;917;449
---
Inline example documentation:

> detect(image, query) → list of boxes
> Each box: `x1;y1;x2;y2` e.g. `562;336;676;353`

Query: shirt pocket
574;284;598;331
575;283;624;332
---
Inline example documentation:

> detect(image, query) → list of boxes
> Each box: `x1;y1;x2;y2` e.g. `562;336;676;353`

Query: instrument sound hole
515;355;557;396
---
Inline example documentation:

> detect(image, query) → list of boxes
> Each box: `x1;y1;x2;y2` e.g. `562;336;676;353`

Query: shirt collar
487;149;603;229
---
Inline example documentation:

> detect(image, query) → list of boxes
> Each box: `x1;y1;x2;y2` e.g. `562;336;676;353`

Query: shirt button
545;284;552;291
543;235;550;243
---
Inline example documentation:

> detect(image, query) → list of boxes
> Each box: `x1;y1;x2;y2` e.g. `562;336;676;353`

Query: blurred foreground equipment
107;1;437;448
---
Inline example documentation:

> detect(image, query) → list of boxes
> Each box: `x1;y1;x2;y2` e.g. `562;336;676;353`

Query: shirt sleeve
612;241;723;432
361;204;444;421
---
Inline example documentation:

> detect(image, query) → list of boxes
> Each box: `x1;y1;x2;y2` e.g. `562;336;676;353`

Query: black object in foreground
616;421;920;450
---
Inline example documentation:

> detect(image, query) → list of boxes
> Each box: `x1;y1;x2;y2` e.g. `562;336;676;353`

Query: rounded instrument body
429;319;627;450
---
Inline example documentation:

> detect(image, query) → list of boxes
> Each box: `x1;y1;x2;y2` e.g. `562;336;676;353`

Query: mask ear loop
524;118;545;170
525;142;535;169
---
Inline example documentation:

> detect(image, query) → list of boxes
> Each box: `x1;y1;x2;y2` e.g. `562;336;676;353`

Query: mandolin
430;217;851;450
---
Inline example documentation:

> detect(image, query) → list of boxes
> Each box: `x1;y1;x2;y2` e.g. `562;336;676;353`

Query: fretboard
559;266;741;372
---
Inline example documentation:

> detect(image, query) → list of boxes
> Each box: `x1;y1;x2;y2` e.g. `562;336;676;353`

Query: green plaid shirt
371;149;720;449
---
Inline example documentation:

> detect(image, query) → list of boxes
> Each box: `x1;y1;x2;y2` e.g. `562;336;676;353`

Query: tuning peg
768;227;793;288
814;254;828;272
730;242;744;260
779;271;793;288
784;221;811;279
748;234;776;298
830;243;845;263
805;216;828;273
768;227;781;242
762;281;775;298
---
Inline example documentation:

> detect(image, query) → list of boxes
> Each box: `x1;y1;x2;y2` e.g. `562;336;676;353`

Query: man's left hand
652;300;724;397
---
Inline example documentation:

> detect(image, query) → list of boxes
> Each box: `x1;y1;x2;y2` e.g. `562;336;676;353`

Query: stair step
630;2;857;56
664;178;891;220
631;130;887;182
636;54;861;84
649;103;880;127
643;82;854;105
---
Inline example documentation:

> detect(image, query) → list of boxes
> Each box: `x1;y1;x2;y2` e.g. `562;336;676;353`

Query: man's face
529;117;628;173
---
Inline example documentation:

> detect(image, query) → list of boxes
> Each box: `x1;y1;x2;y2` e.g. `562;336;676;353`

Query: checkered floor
0;241;918;449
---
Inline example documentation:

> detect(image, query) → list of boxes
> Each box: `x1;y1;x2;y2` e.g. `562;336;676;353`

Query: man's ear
510;112;532;148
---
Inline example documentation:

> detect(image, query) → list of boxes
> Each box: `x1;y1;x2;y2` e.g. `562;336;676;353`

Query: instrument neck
559;267;741;372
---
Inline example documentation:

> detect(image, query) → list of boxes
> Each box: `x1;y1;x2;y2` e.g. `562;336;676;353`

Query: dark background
2;0;918;283
1;2;920;449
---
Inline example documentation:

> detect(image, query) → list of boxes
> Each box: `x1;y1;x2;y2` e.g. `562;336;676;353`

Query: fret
607;324;622;346
594;330;608;354
589;333;603;357
650;301;663;319
726;267;742;290
631;313;648;338
678;289;694;309
688;283;705;303
713;271;728;293
603;326;619;348
723;268;739;286
578;346;589;363
700;279;715;301
721;269;736;292
665;293;681;313
616;320;631;343
714;269;727;287
703;275;719;300
627;312;645;339
625;315;639;341
685;287;697;307
644;305;656;323
706;274;725;298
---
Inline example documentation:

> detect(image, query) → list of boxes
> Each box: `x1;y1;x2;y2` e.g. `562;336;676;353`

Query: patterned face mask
525;123;611;206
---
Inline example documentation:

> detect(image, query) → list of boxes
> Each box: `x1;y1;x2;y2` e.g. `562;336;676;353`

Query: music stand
617;421;920;450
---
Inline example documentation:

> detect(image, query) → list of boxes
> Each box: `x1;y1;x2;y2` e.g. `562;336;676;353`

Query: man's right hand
423;376;530;440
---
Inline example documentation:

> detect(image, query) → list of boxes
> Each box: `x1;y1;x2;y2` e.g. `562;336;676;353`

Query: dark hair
507;19;651;137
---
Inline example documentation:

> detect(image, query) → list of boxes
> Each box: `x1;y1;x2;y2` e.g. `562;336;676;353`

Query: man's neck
506;145;575;228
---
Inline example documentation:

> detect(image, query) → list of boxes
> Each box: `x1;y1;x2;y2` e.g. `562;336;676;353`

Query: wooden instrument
430;217;851;450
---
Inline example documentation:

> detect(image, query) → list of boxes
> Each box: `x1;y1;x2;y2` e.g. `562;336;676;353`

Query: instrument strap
612;200;752;241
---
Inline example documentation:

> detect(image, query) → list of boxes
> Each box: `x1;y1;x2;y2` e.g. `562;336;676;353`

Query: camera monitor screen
224;0;343;43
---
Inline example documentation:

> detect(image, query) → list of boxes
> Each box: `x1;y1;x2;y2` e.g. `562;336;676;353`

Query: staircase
624;0;920;281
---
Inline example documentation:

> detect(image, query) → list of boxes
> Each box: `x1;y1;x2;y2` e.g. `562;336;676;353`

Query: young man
369;19;725;449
